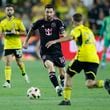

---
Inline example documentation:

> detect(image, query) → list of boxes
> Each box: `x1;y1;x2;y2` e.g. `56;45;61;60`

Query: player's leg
44;59;62;96
3;54;12;88
101;38;109;67
59;60;82;105
14;49;30;83
58;67;66;88
52;55;66;89
84;62;104;88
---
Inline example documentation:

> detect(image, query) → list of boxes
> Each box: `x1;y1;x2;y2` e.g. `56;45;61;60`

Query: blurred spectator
55;0;69;27
88;0;110;34
31;3;44;22
22;13;31;31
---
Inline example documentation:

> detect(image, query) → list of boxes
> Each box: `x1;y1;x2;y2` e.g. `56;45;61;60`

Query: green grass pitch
0;60;110;110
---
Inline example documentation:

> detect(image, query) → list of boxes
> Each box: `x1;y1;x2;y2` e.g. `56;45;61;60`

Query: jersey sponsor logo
41;25;45;28
45;28;52;36
51;22;56;28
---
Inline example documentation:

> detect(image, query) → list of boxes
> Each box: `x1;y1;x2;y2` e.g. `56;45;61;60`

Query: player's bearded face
5;7;14;17
45;8;55;20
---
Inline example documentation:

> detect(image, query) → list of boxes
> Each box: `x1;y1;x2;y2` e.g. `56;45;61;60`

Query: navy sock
49;72;59;88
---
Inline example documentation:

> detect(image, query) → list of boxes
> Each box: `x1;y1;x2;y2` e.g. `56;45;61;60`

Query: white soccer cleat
3;82;11;88
56;86;63;96
24;74;30;83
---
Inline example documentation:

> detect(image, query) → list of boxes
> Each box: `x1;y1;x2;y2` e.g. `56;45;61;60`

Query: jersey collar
6;16;15;21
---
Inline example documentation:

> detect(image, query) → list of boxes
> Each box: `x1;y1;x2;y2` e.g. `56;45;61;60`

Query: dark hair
72;13;83;22
5;4;15;9
45;4;54;10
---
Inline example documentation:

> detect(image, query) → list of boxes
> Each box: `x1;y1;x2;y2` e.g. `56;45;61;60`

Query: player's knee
45;60;54;70
66;67;75;77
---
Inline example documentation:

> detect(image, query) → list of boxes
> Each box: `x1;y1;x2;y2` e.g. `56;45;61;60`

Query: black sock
60;75;64;87
49;72;59;88
6;80;10;83
22;73;25;76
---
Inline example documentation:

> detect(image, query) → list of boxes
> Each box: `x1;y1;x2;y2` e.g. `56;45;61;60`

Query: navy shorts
41;54;65;68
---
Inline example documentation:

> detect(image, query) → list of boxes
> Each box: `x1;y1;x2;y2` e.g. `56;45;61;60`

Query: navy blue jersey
32;18;65;55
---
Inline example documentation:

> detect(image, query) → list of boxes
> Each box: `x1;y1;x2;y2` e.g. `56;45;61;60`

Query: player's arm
46;33;73;48
23;20;39;49
23;26;34;49
0;23;3;37
16;20;26;36
46;26;79;48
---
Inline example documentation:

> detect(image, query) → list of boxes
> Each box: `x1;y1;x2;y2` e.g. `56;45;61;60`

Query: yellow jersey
70;25;99;64
0;16;25;49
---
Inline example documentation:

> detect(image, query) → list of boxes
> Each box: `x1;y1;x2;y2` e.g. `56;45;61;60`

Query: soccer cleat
3;82;11;88
58;100;71;105
56;86;63;96
24;74;30;83
104;79;110;94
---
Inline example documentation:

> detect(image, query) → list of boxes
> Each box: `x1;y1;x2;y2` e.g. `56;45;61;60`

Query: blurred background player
46;13;110;105
23;4;66;96
0;4;30;88
99;15;110;68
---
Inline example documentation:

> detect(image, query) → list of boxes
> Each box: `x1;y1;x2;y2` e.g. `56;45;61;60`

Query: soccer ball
27;87;41;99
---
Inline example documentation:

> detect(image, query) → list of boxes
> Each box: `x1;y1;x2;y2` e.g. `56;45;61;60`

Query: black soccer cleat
104;79;110;94
58;100;71;106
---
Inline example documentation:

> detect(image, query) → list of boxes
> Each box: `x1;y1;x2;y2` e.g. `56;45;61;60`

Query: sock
49;72;59;88
18;63;26;75
6;80;10;83
60;75;65;87
96;80;104;88
63;87;72;101
5;66;11;82
102;53;106;63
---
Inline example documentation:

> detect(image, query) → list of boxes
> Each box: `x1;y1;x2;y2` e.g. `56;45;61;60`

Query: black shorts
67;60;99;80
41;54;65;68
4;49;22;58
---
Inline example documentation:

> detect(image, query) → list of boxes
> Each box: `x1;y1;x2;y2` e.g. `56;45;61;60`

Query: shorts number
16;50;22;57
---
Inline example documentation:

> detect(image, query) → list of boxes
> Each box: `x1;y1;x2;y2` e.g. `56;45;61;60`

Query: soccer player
46;13;110;105
99;15;110;67
0;4;30;88
23;4;66;96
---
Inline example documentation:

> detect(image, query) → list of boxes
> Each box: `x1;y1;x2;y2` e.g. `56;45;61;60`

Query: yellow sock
63;87;72;100
97;80;104;88
5;66;11;81
19;63;26;74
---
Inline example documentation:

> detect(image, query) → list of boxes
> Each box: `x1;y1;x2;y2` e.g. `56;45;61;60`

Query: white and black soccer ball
27;87;41;99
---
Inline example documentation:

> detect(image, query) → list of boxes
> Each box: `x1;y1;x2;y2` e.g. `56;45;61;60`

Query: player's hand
23;42;28;49
46;40;56;48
